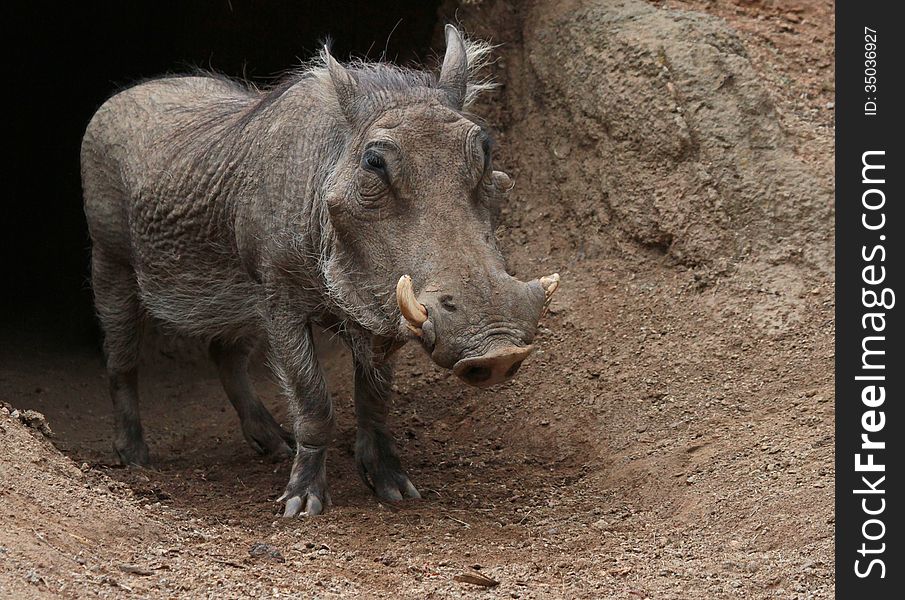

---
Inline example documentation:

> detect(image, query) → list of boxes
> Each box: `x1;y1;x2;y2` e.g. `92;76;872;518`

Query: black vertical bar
836;2;903;597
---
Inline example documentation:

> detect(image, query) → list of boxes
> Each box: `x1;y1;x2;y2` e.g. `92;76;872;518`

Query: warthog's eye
358;146;392;204
361;149;388;179
481;135;492;174
467;128;494;185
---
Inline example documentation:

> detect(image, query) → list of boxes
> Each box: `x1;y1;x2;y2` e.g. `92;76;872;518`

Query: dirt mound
451;0;833;275
0;405;164;598
1;1;834;598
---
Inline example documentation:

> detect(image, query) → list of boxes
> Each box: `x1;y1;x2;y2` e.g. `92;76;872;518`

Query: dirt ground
0;1;835;598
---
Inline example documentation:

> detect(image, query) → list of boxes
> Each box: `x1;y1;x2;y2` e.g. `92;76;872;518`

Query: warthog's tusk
396;275;428;334
539;273;560;300
539;273;560;318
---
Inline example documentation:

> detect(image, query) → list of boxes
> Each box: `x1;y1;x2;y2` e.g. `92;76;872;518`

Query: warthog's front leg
267;306;334;517
353;345;421;503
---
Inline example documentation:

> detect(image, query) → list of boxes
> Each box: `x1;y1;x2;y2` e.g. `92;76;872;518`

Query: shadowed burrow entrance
4;0;441;351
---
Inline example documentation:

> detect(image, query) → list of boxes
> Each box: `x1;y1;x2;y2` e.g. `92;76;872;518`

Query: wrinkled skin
325;104;548;376
81;26;556;517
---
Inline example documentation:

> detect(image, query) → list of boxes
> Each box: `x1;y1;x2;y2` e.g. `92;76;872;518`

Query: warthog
81;26;560;516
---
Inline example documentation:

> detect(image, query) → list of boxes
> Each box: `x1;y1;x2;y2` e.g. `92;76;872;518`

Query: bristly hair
237;30;497;127
458;35;498;108
316;31;497;109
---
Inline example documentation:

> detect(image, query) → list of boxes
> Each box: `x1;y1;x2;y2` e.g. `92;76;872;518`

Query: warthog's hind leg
92;249;149;466
353;351;421;503
209;339;294;460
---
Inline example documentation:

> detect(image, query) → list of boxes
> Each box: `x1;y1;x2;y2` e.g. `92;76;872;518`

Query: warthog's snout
396;273;560;388
452;344;534;387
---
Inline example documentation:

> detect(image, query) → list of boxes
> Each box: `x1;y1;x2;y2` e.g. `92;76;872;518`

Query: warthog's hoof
279;446;329;517
114;438;150;467
356;437;421;503
278;486;330;518
371;470;421;503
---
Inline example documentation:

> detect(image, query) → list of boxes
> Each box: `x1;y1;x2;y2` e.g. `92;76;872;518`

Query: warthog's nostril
452;345;534;388
461;365;492;384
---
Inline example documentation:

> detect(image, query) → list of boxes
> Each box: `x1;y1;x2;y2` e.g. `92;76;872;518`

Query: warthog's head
320;26;559;387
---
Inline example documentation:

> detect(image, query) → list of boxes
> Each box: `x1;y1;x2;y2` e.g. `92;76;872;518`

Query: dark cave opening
4;1;441;346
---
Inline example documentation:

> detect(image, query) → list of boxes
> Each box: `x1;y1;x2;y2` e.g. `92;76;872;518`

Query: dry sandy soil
0;0;834;598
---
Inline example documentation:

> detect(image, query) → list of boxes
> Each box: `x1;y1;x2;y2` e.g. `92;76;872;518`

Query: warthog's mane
238;35;496;126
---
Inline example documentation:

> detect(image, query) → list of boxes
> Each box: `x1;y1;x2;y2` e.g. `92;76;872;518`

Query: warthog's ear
323;46;358;123
437;24;468;110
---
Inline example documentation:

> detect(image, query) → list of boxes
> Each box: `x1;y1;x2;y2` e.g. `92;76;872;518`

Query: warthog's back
81;76;266;340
